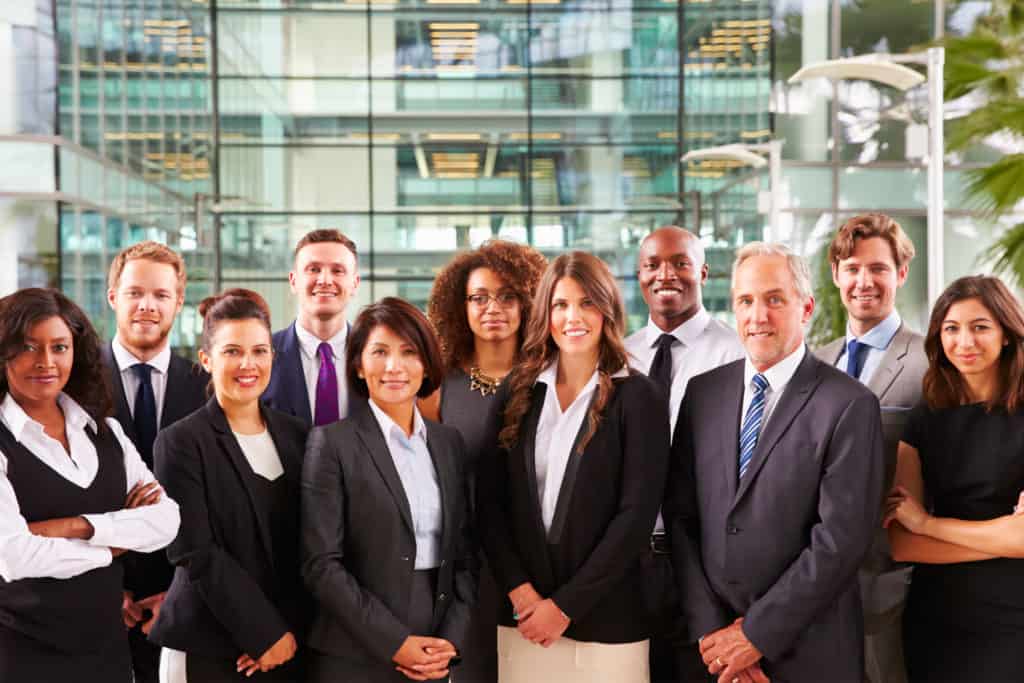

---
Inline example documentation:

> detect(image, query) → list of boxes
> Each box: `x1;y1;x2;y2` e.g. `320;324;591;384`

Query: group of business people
0;213;1022;683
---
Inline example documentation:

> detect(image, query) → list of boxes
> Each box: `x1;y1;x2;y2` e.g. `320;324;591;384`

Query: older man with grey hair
665;242;885;682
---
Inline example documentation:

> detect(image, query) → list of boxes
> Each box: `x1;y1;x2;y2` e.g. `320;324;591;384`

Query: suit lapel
866;323;910;402
520;385;553;547
354;409;415;536
282;324;313;425
546;388;599;544
104;344;139;444
161;354;195;429
734;351;821;505
719;362;746;502
204;399;277;570
425;421;454;557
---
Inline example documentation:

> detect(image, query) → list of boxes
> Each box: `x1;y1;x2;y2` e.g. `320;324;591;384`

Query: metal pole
767;139;782;244
927;47;944;306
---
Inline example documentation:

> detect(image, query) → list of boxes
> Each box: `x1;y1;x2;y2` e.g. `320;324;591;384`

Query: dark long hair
499;252;627;453
922;275;1024;412
0;288;112;427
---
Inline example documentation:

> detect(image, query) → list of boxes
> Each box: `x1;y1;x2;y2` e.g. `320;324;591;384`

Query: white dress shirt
368;400;442;569
0;393;181;582
625;307;745;434
295;322;350;421
111;336;172;423
233;430;284;481
833;310;902;385
740;344;807;430
533;357;629;535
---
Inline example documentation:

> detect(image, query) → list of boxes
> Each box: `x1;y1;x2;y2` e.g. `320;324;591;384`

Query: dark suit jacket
815;322;927;627
477;372;670;643
148;398;310;659
100;343;209;599
666;350;884;682
262;322;366;426
301;405;476;669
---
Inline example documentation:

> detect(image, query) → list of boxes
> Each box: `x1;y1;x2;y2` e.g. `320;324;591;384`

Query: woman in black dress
149;289;308;682
885;275;1024;682
0;288;179;682
422;241;546;682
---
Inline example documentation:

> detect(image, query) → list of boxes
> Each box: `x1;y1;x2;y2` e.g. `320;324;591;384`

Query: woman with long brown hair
477;252;669;683
884;275;1024;681
422;240;546;682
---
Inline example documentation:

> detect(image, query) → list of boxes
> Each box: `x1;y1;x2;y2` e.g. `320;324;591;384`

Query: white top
232;430;284;481
368;400;442;569
111;336;172;423
533;357;629;535
835;310;903;385
740;344;807;430
0;393;181;582
625;307;745;434
295;322;350;421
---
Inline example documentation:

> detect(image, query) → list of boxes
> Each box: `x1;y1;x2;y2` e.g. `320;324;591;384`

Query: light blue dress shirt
368;400;442;570
835;310;902;385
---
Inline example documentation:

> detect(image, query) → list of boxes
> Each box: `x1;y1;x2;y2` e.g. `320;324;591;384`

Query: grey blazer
666;350;884;682
815;321;927;626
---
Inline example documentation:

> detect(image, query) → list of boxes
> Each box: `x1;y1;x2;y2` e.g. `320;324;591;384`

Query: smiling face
357;324;425;410
549;276;604;362
465;267;522;345
638;228;708;330
5;316;74;410
733;254;814;372
289;241;360;326
108;258;183;359
199;318;274;409
832;236;908;333
940;297;1006;388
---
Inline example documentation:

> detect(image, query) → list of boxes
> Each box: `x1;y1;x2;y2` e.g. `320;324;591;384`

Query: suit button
440;559;447;568
439;593;447;601
727;526;740;535
401;556;410;562
727;580;739;586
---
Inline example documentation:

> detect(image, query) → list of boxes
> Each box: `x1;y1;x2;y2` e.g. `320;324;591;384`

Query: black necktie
132;363;158;467
648;333;676;399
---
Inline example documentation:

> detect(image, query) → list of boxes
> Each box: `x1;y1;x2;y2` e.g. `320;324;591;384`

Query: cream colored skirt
496;625;649;683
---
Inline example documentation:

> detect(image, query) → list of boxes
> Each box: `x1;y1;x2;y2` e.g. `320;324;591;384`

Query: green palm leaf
964;155;1024;216
982;221;1024;289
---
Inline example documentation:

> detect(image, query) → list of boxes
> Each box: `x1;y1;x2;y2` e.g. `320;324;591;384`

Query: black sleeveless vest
0;418;127;654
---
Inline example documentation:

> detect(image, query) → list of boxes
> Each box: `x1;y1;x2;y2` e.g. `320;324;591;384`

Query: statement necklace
468;366;502;397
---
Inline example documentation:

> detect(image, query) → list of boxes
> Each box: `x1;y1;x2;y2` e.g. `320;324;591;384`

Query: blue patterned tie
845;338;867;380
738;373;769;480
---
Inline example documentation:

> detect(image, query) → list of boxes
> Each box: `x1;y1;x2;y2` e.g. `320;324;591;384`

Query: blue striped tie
738;373;769;479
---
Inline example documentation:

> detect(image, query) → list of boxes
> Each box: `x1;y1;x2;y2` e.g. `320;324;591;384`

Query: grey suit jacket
666;350;884;682
815;322;927;627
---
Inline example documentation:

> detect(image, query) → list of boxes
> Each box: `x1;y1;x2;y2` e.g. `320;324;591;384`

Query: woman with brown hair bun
0;288;180;682
477;252;670;683
884;275;1024;681
423;239;546;682
149;288;309;682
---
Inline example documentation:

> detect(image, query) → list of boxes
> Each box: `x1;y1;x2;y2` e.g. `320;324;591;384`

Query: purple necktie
314;342;340;426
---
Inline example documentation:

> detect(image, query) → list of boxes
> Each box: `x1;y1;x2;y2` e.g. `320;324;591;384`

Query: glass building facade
0;0;1018;344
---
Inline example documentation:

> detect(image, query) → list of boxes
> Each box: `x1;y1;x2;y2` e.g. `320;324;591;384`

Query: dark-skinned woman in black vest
0;288;181;682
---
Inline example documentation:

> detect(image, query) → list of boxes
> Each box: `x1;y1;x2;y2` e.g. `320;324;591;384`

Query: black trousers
0;623;131;683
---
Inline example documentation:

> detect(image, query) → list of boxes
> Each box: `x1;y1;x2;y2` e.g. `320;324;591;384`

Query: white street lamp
681;140;784;242
788;48;945;305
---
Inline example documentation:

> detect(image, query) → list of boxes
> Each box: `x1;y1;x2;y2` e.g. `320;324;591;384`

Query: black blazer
262;322;367;426
301;405;476;668
101;343;209;599
148;398;310;660
477;371;670;643
665;351;884;681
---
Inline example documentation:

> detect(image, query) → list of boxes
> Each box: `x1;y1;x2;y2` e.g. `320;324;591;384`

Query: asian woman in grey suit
302;297;476;683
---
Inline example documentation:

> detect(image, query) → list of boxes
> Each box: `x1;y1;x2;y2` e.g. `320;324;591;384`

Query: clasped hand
508;583;570;648
392;635;458;681
882;485;931;533
236;631;298;677
700;618;769;683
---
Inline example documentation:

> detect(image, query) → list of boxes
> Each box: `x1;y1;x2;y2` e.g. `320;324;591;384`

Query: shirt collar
744;343;806;394
0;392;96;442
535;355;629;391
644;306;712;349
368;399;427;443
295;321;348;360
846;310;902;351
112;336;171;375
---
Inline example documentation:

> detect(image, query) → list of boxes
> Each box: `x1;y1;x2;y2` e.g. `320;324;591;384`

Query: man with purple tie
263;229;367;426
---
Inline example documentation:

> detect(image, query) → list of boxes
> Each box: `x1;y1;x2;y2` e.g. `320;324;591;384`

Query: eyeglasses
466;292;520;308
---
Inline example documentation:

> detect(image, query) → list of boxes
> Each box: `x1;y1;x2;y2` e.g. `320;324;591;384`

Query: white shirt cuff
82;513;114;547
